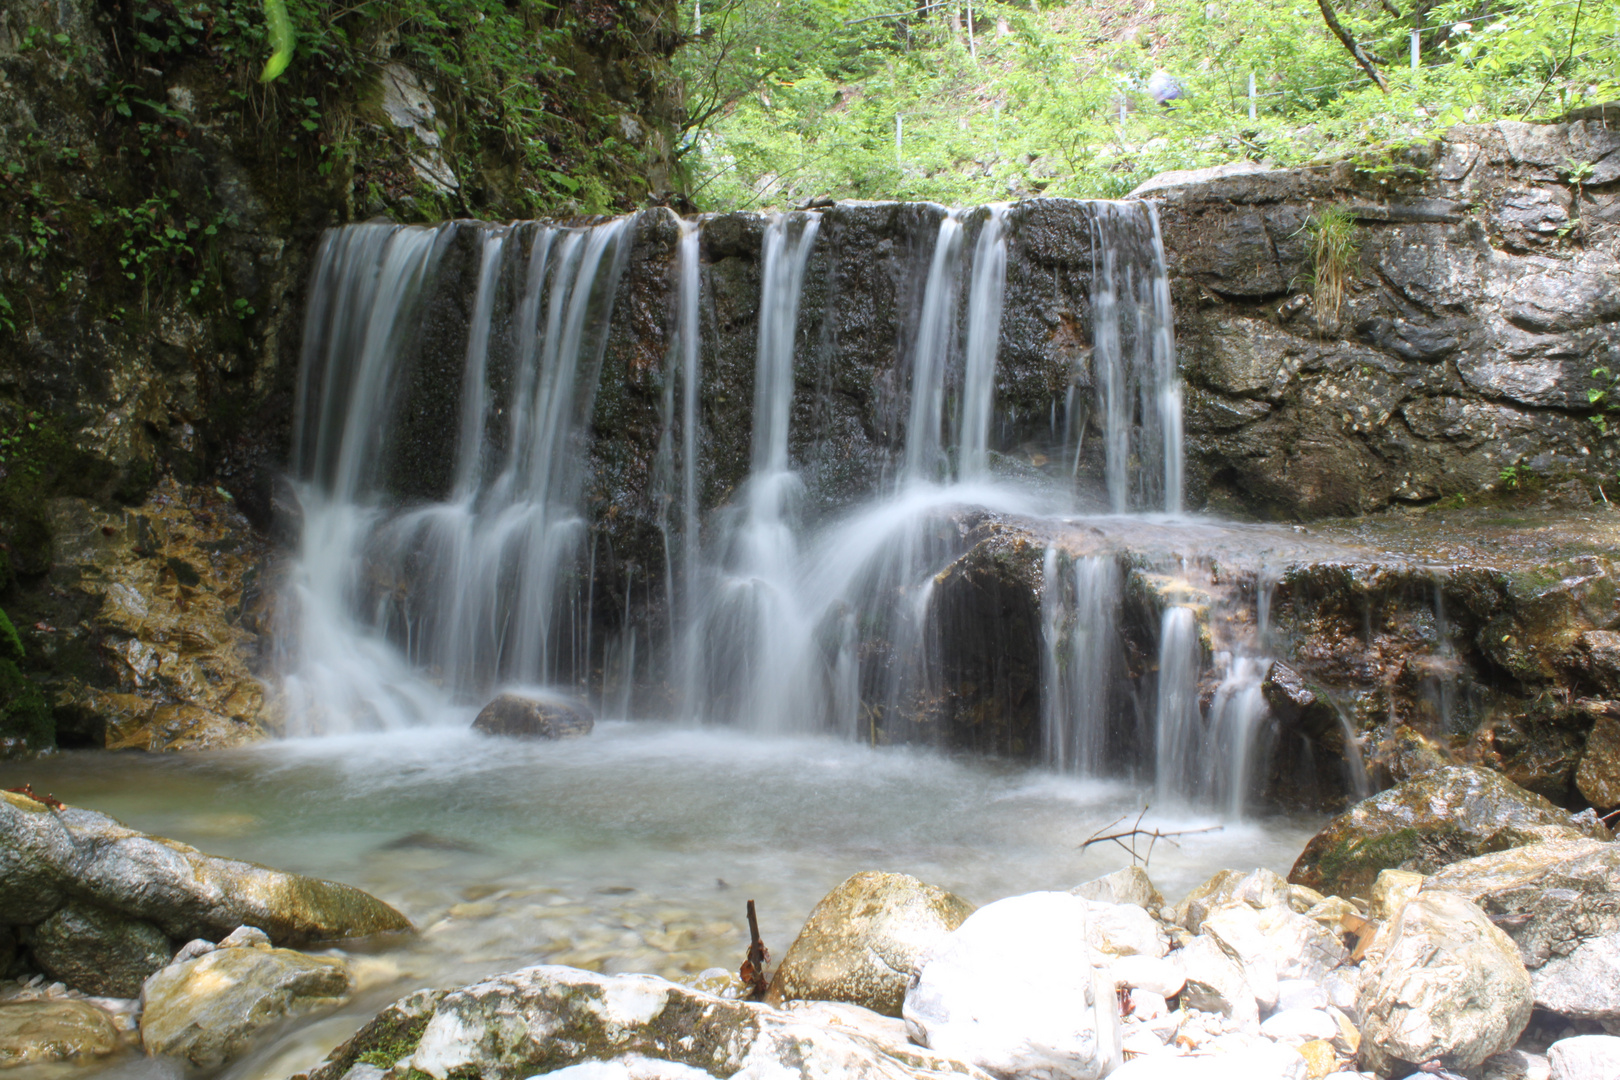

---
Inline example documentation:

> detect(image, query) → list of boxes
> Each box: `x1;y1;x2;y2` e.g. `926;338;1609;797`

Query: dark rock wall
1153;119;1620;519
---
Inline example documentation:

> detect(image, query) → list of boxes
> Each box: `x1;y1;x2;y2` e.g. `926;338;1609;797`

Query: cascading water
280;217;633;733
1085;203;1181;514
280;198;1298;819
686;212;822;733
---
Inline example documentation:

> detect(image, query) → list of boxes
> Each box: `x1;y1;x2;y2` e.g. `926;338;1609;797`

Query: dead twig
1080;807;1223;867
740;899;769;1000
5;784;63;810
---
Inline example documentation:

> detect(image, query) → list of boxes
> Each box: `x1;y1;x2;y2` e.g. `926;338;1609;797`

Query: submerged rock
765;871;974;1017
24;901;171;997
471;694;594;739
0;1000;123;1067
0;789;411;951
903;891;1120;1079
1288;766;1604;898
303;965;989;1080
140;944;350;1067
1423;839;1620;1021
1357;891;1532;1075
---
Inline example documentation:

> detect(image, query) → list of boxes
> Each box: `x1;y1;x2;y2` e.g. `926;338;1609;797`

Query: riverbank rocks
0;788;408;998
1423;838;1620;1021
22;902;171;997
1072;867;1166;911
1548;1035;1620;1080
141;940;350;1067
765;871;974;1017
0;1000;122;1066
1288;766;1606;897
1357;891;1532;1075
301;965;991;1080
903;891;1120;1079
471;693;594;739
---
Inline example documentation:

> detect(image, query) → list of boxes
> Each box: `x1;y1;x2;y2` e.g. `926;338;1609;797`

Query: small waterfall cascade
686;212;823;733
1086;203;1181;514
280;217;633;734
1040;547;1124;775
902;211;965;484
277;198;1304;819
959;205;1009;481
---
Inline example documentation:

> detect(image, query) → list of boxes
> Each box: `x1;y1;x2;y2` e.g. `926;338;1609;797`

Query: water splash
280;217;634;734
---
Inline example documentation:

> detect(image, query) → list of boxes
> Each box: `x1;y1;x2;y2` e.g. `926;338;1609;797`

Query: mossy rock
1288;765;1607;898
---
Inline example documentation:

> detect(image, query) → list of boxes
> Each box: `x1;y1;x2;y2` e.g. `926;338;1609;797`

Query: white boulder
1549;1035;1620;1080
1178;935;1258;1029
903;891;1120;1080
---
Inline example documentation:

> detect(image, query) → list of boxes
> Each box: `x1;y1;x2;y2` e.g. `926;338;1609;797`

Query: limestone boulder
140;944;350;1067
1177;935;1258;1028
1548;1035;1620;1080
1423;839;1620;1021
0;789;411;947
1288;766;1604;898
303;965;991;1080
24;901;171;997
1104;1045;1307;1080
1357;891;1532;1074
1082;900;1167;959
471;693;594;739
1071;867;1165;911
1173;868;1306;933
765;871;974;1017
0;1000;122;1067
1199;901;1348;1011
903;891;1121;1079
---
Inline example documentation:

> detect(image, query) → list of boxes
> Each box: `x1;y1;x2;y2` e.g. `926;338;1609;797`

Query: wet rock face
1155;120;1620;519
1287;766;1606;898
766;871;975;1018
0;1000;123;1067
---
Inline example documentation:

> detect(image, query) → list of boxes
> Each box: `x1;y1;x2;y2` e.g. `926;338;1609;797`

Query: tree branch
1316;0;1388;92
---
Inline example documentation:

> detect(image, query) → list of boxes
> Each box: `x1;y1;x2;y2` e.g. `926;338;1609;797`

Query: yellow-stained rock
766;871;975;1017
1298;1038;1338;1079
0;1001;122;1066
141;947;349;1068
44;481;280;753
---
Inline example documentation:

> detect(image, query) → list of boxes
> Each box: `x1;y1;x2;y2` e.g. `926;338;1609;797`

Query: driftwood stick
741;899;769;1000
1080;810;1224;868
1316;0;1389;92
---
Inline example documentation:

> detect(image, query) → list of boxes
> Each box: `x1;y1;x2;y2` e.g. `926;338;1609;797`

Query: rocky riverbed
2;751;1617;1080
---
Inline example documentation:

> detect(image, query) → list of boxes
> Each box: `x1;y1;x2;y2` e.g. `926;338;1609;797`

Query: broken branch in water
740;899;769;999
1080;807;1223;867
5;784;63;810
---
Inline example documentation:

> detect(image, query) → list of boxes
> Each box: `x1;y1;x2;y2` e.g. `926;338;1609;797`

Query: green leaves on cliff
259;0;295;81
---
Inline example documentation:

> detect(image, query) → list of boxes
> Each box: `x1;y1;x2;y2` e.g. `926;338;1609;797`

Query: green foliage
260;0;295;81
680;0;1620;208
1304;206;1360;326
0;609;23;663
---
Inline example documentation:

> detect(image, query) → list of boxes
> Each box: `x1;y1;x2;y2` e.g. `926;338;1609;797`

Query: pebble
1260;1009;1340;1043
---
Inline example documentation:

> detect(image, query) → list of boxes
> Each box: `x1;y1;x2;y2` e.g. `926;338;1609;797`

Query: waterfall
1086;203;1181;514
1151;605;1204;806
280;217;634;734
959;205;1009;481
1040;548;1123;775
274;199;1295;817
902;211;965;484
687;212;822;733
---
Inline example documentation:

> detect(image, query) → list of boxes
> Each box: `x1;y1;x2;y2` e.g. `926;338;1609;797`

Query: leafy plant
1304;205;1360;328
